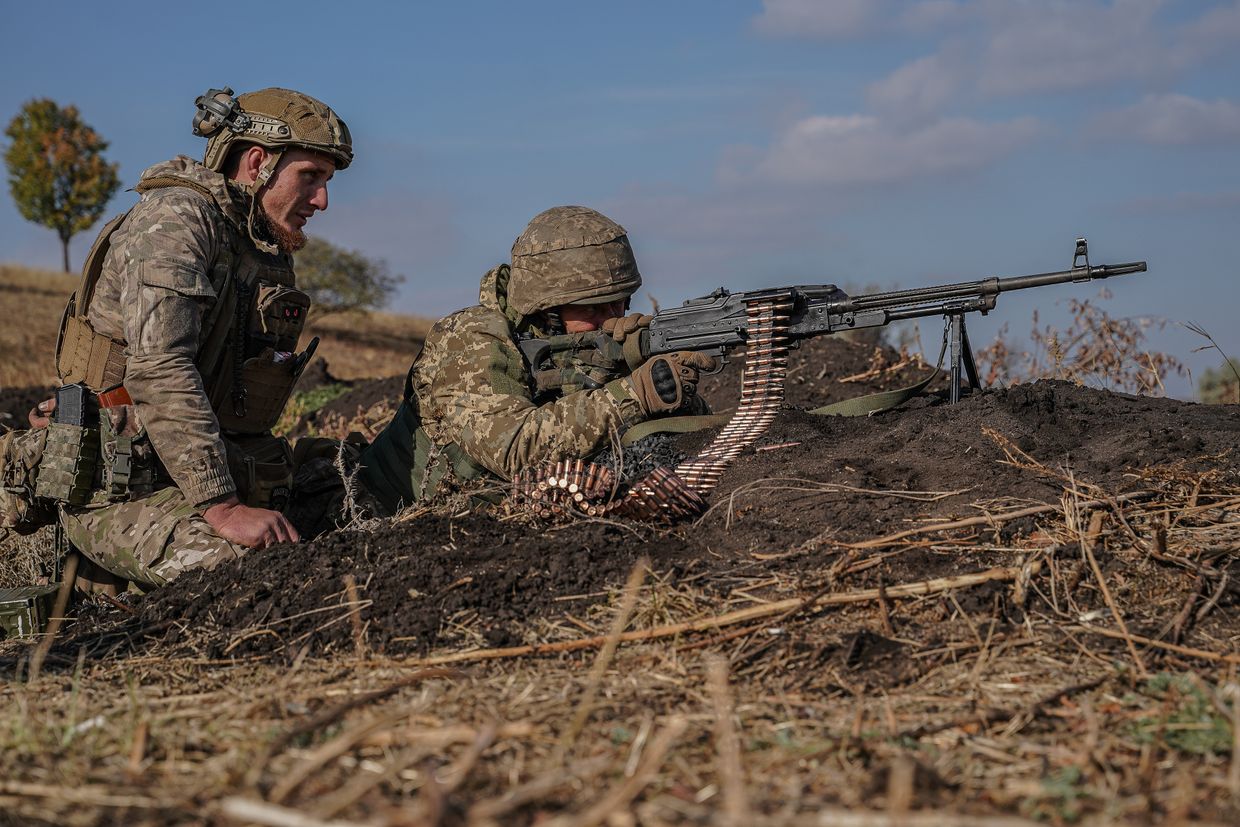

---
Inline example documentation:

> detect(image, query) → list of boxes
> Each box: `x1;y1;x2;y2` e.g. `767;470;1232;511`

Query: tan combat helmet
192;86;352;253
507;206;642;318
195;86;352;176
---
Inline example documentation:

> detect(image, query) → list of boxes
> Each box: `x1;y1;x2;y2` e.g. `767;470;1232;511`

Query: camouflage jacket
83;156;296;508
360;265;655;512
414;264;648;475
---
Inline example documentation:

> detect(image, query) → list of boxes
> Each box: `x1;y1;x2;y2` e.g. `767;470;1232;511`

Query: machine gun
512;238;1146;521
640;237;1145;403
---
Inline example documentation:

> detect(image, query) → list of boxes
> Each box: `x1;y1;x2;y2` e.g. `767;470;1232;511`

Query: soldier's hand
27;398;56;429
600;313;653;344
203;496;300;549
626;351;717;415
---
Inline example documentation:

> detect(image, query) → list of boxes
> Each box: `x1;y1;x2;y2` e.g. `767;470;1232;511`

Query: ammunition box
0;584;59;639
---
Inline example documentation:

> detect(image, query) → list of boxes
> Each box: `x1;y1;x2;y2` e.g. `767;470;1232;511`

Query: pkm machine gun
642;238;1146;403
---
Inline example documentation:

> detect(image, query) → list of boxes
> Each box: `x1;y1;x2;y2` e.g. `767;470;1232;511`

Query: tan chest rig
51;178;312;508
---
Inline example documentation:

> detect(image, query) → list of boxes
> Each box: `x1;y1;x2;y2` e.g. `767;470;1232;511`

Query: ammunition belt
511;294;794;521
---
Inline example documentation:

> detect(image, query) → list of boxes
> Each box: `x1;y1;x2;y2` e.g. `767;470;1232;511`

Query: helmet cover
507;206;641;317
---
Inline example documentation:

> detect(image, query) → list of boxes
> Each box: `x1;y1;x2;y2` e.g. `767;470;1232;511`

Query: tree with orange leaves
4;99;120;272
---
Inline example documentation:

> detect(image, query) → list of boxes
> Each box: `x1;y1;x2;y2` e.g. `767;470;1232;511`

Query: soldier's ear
233;145;270;185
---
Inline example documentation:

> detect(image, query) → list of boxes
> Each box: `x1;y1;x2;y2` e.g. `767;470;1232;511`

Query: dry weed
976;292;1185;394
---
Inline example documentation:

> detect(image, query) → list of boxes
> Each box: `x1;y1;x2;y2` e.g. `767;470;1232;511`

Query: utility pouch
225;433;294;510
254;285;309;350
98;403;156;501
1;428;57;534
34;385;100;506
214;353;303;433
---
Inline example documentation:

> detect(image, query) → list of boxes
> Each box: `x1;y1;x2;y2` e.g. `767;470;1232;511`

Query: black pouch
225;433;294;510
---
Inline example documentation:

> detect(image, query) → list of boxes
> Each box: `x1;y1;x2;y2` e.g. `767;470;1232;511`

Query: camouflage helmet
194;86;353;173
507;206;642;318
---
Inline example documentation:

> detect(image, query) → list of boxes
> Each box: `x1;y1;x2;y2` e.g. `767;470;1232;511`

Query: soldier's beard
254;203;307;254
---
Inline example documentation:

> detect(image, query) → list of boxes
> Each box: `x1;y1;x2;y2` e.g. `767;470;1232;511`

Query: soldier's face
560;300;626;333
258;148;335;252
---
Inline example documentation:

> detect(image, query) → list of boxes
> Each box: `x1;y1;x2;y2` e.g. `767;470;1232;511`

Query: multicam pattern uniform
61;156;288;585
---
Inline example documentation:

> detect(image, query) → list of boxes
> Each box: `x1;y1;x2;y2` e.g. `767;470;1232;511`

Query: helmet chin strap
244;148;284;256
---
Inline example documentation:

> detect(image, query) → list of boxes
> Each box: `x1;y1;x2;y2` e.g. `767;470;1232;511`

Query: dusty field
0;265;78;395
2;333;1238;826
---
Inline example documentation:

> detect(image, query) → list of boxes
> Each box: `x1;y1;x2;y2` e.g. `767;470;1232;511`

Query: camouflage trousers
62;445;383;588
63;486;244;587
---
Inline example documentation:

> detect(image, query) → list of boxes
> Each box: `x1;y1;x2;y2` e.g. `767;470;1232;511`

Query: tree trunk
61;233;71;273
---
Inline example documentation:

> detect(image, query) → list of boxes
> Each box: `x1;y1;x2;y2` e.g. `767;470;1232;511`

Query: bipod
943;312;982;404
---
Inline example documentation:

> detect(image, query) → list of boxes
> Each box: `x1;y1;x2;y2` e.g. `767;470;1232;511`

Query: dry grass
304;308;432;381
975;293;1184;395
2;471;1237;826
0;264;78;389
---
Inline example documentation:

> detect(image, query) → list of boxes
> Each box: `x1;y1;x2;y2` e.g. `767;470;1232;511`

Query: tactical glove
601;313;653;370
601;313;653;344
626;351;717;415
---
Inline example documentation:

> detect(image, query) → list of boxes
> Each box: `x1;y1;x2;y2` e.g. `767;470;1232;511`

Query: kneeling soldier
2;86;352;587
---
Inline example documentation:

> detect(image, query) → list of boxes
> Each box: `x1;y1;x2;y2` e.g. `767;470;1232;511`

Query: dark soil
292;375;405;437
315;374;404;418
697;335;936;412
134;336;1240;661
293;357;344;393
0;385;53;431
9;335;1238;664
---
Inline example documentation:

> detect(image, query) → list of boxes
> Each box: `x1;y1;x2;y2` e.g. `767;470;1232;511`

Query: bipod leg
947;313;983;404
959;316;982;392
948;313;964;404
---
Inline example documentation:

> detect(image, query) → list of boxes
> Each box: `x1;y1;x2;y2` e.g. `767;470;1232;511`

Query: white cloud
1174;1;1240;58
753;0;970;38
865;49;970;122
759;1;1240;118
899;0;970;31
1089;93;1240;144
726;114;1041;187
973;0;1169;98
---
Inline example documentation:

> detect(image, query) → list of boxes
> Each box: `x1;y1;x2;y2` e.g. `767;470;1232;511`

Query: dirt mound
698;335;933;411
133;378;1239;660
144;516;703;658
293;356;344;393
290;375;405;437
316;375;405;418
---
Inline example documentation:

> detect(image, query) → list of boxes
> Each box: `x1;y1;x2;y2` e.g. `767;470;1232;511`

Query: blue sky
3;0;1239;398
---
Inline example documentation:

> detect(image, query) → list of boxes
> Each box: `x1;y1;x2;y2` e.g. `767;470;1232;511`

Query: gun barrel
840;260;1146;313
996;260;1146;292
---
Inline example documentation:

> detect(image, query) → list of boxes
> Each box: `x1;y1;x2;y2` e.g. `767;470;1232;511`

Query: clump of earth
119;336;1239;659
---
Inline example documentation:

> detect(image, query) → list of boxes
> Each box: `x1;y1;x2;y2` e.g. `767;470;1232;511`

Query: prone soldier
358;205;716;513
